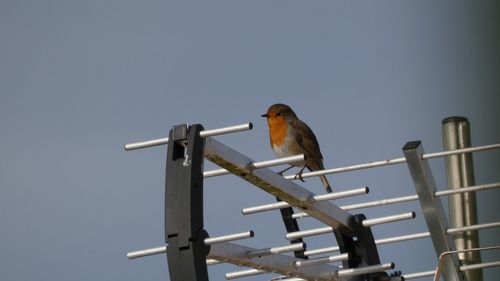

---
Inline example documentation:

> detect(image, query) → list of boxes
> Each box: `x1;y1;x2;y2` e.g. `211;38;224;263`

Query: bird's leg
294;165;307;182
277;165;294;176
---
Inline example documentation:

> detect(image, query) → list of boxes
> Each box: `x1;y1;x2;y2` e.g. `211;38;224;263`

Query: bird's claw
294;172;305;182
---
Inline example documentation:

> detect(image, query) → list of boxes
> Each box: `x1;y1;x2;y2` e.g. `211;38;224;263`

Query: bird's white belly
272;143;289;158
271;134;295;158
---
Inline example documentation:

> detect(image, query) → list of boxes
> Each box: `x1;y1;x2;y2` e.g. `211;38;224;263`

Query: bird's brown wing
292;118;324;168
292;118;333;193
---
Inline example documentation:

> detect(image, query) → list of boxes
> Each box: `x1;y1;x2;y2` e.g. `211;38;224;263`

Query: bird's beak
261;113;268;118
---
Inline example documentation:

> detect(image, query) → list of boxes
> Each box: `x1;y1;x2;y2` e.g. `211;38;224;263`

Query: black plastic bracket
334;214;401;281
335;214;379;268
275;197;308;259
165;124;210;281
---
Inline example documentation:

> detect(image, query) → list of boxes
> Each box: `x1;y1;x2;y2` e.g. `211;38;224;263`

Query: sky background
1;1;499;281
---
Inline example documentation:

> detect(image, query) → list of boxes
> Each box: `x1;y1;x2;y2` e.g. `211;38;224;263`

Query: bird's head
261;103;297;123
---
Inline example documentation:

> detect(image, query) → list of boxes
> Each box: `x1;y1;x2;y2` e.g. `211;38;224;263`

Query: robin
261;103;333;193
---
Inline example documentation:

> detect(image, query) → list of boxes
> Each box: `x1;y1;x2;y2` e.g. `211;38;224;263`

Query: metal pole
442;116;482;281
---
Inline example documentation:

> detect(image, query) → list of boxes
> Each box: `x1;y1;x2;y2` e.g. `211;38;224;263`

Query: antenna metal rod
206;259;221;266
292;182;500;219
284;158;406;180
402;270;436;279
424;143;500;160
294;253;350;268
337;262;395;277
436;182;500;197
304;221;500;257
124;122;253;151
282;143;500;181
127;230;254;259
286;226;333;241
374;232;431;246
342;194;418;212
361;212;415;227
225;269;266;279
242;187;368;215
204;154;305;178
286;212;416;240
304;232;431;257
447;221;500;234
204;231;254;245
460;260;500;271
247;243;305;258
127;246;167;259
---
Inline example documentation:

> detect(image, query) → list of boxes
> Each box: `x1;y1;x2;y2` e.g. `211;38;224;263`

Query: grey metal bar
442;116;482;281
342;194;418;212
127;230;253;260
447;221;500;234
286;212;416;240
403;141;465;281
361;212;415;227
292;182;500;220
293;253;350;268
460;261;500;272
304;221;500;257
271;278;307;281
436;182;500;197
130;228;440;261
283;157;406;180
124;122;253;150
337;262;394;277
242;201;293;215
206;259;221;266
204;137;354;233
375;232;431;246
286;226;332;241
304;232;431;257
124;137;170;151
242;187;368;215
204;154;305;178
225;268;266;279
127;246;167;259
291;212;309;220
208;242;339;281
247;243;305;258
303;246;339;257
280;143;500;181
402;270;436;279
204;231;254;245
423;143;500;160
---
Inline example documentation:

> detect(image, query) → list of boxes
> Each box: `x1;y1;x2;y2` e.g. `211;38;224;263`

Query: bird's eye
276;112;281;116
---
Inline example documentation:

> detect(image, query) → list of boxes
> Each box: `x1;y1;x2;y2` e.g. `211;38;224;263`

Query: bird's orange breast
267;117;288;147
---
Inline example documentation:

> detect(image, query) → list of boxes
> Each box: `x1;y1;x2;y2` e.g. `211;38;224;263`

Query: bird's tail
319;174;333;193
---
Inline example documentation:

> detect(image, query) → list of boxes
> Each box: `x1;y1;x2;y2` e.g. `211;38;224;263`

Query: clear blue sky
1;1;499;280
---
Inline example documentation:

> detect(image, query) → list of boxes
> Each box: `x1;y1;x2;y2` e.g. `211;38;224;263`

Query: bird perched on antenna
261;103;332;193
